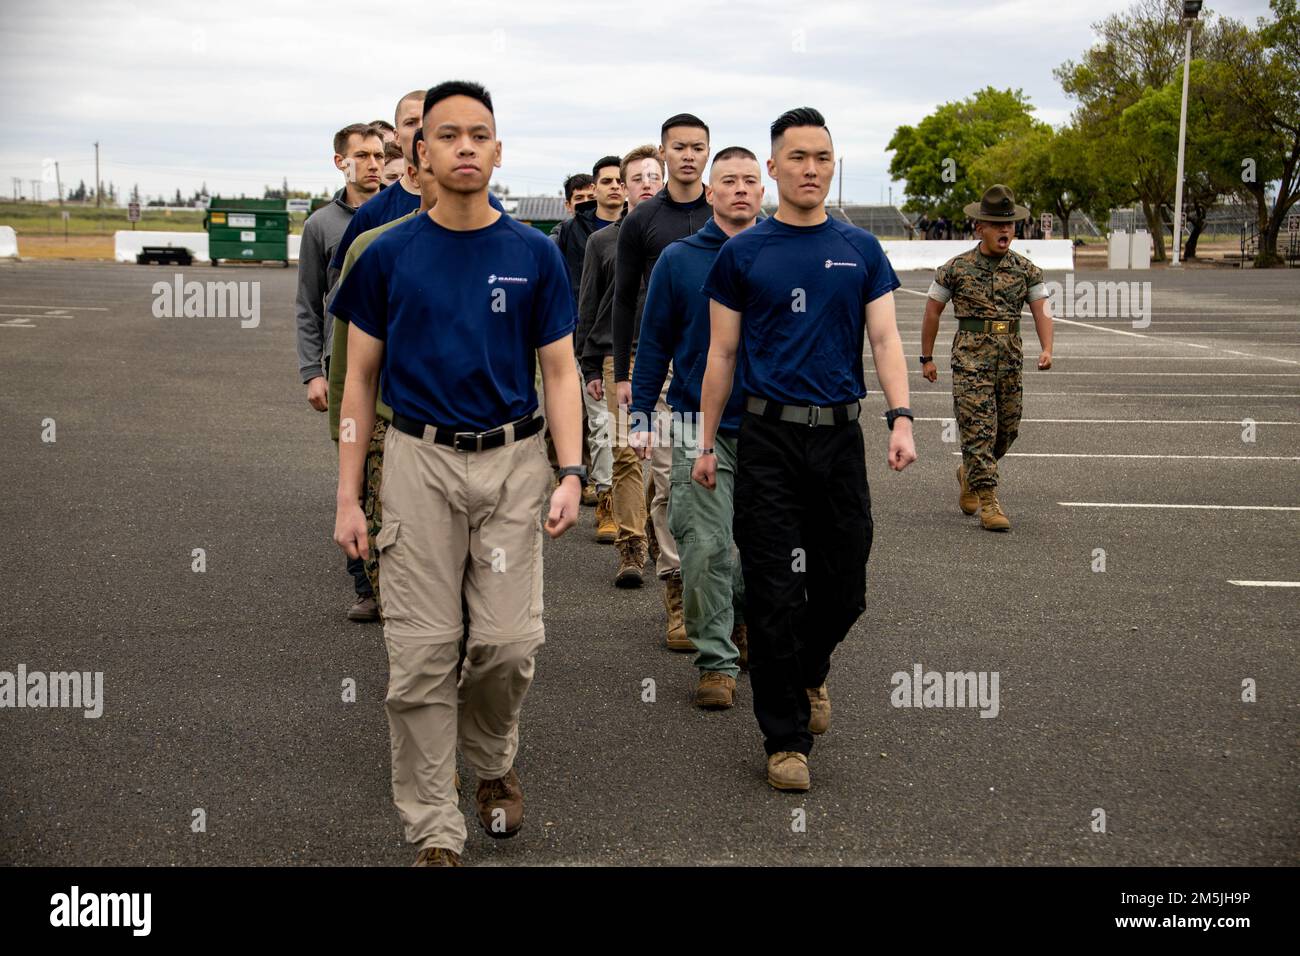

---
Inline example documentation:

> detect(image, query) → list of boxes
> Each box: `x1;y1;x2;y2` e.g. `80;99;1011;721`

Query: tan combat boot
664;571;694;651
594;490;617;544
977;487;1011;531
695;671;736;709
807;684;831;734
615;538;645;588
767;751;810;791
957;463;979;515
581;482;599;507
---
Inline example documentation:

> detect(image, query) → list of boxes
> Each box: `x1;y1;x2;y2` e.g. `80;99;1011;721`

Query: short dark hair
369;120;396;134
592;155;623;179
383;140;405;163
770;107;829;147
334;123;380;157
712;146;758;165
563;173;595;202
661;113;709;142
406;128;424;166
423;80;494;120
395;89;426;124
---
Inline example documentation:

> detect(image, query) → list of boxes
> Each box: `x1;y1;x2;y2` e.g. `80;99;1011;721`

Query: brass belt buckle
991;320;1009;334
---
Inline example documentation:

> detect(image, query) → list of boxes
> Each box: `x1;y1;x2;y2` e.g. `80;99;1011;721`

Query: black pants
733;412;873;756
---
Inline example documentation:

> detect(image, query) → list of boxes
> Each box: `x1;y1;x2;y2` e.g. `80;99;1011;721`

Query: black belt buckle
453;430;484;452
807;405;821;427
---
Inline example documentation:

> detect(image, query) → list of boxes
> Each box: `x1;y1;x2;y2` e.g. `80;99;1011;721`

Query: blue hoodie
631;218;746;437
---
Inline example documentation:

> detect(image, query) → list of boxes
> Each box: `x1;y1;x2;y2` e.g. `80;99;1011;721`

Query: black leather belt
745;396;861;427
390;411;544;452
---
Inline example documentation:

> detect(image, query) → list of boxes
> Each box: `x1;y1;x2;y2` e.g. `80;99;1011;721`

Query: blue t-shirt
329;211;576;431
330;182;422;272
330;185;504;272
701;216;899;406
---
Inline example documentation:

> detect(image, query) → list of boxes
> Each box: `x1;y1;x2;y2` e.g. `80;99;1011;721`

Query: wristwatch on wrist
556;465;588;484
918;354;933;364
699;447;716;456
884;407;914;430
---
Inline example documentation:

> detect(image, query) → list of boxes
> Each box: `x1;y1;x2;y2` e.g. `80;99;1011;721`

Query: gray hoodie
295;194;355;383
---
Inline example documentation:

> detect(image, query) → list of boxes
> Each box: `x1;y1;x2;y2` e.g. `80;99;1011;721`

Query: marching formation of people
293;81;1054;866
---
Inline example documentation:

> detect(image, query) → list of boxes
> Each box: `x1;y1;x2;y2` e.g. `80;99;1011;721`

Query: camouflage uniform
363;419;388;603
929;248;1047;489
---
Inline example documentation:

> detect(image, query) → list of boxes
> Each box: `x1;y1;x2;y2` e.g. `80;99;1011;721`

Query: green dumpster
205;197;289;267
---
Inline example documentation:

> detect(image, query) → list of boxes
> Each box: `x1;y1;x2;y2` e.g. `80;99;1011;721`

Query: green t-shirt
327;211;418;441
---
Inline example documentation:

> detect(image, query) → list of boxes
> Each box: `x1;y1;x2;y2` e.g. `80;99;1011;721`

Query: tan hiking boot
732;621;749;672
581;482;599;507
767;751;810;791
807;684;831;735
957;463;979;515
594;490;617;544
664;571;693;651
977;487;1011;531
475;768;524;839
615;538;645;588
695;671;736;709
413;846;461;866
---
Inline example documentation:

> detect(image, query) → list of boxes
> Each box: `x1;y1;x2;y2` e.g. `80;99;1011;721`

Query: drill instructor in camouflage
920;185;1054;531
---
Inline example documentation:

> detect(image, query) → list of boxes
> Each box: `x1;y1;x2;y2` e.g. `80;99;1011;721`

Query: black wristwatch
556;465;588;483
918;355;933;364
884;407;914;430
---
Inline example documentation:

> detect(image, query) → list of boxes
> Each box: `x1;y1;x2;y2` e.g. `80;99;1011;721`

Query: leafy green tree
887;87;1039;220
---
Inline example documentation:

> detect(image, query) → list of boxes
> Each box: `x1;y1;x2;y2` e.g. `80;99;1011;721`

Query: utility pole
94;141;101;208
1171;1;1202;268
10;177;19;201
54;161;63;206
30;180;41;202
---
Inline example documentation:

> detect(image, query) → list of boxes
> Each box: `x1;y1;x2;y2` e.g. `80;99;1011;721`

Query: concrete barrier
115;231;301;263
879;239;1074;271
0;226;18;258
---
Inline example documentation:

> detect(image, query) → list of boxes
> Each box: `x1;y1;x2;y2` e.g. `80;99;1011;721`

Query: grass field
0;200;307;236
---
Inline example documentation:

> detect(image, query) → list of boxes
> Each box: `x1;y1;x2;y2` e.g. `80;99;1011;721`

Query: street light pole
1171;1;1201;268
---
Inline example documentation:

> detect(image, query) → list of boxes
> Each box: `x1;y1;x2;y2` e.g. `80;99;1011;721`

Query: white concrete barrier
880;239;1075;271
0;226;18;258
115;231;301;263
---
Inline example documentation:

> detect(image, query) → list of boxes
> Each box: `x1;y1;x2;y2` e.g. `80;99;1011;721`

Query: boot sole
666;640;696;652
980;524;1011;532
767;775;809;792
478;818;522;839
696;697;734;710
614;573;643;588
594;531;617;543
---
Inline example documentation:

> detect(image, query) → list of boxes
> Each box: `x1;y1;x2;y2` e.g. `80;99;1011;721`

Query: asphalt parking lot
1;258;1295;866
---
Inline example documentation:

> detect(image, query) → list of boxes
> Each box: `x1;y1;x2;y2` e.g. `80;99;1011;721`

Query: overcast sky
0;0;1272;204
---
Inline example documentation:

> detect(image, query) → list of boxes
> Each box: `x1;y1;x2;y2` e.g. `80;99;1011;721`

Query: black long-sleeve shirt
611;188;711;382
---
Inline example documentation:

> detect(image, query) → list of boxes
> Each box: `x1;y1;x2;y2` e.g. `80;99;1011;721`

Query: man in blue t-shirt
330;81;584;868
698;107;918;793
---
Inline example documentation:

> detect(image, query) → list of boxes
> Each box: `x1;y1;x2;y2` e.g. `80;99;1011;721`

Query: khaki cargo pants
376;423;552;856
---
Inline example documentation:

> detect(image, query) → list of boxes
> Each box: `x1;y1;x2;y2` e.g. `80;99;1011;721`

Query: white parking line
1228;580;1300;587
0;303;107;311
894;288;1300;366
913;417;1300;425
981;453;1300;461
1060;502;1300;510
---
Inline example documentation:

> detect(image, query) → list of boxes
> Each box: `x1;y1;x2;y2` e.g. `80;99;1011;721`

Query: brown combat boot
594;490;617;544
767;751;810;792
957;463;979;515
475;768;524;839
807;684;831;735
664;571;693;651
347;594;379;622
977;487;1011;531
413;846;461;866
731;620;749;672
581;482;599;507
615;538;645;588
695;671;736;709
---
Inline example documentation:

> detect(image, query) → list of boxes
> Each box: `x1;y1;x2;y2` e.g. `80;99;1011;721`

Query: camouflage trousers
951;331;1023;489
363;419;388;602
